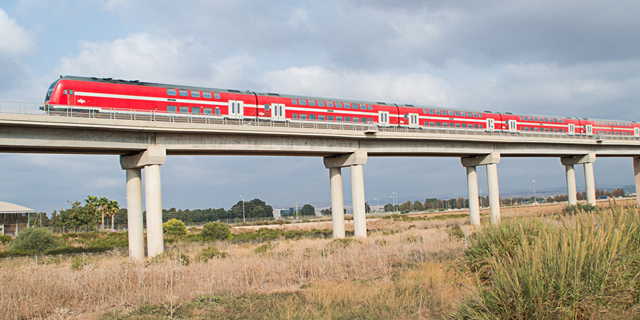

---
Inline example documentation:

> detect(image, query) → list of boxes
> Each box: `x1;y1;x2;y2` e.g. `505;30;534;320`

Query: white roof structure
0;201;35;214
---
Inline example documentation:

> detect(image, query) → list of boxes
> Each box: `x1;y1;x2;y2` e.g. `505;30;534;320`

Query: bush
163;219;187;236
561;203;597;215
197;247;228;262
455;208;640;319
70;254;98;270
0;235;11;245
147;250;190;266
201;222;231;241
11;228;60;252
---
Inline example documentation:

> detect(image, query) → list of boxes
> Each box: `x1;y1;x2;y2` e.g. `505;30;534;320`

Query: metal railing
1;100;639;142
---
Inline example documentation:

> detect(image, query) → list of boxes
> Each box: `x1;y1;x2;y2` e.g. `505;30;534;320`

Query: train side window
191;91;200;98
353;104;359;110
64;90;68;95
215;107;220;115
436;122;441;127
203;92;212;99
167;89;177;96
455;111;460;117
435;110;441;115
167;106;177;113
354;117;360;123
327;102;334;108
309;114;316;120
292;98;298;105
461;112;466;117
429;122;434;127
429;110;434;115
293;114;298;119
368;105;373;110
456;123;461;128
344;117;350;122
214;92;220;99
319;115;325;121
179;90;188;97
462;123;467;128
301;114;307;120
328;116;334;121
474;124;479;129
179;106;189;113
318;101;325;107
344;103;351;109
192;107;201;114
69;90;74;95
404;114;408;119
203;108;212;115
309;100;316;106
448;111;454;116
264;104;270;111
300;99;307;106
336;102;342;108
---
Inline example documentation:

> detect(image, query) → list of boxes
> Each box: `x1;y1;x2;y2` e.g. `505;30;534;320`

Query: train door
635;127;639;137
271;103;285;121
228;100;244;119
64;89;76;106
585;125;593;135
568;124;575;135
378;111;390;126
508;120;517;132
486;118;495;131
408;113;419;128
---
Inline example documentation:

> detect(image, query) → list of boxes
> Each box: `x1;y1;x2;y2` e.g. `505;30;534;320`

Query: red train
44;76;640;138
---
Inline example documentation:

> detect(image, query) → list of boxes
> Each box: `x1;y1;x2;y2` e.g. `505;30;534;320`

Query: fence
1;100;637;142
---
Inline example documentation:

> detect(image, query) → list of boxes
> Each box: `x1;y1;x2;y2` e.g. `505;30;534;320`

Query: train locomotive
44;76;640;139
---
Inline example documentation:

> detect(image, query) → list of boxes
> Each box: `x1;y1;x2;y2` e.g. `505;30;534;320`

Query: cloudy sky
1;0;639;213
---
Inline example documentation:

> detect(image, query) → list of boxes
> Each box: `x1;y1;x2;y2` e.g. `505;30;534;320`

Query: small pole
227;242;231;273
322;237;326;263
275;241;278;266
419;232;423;262
371;235;376;259
35;254;38;266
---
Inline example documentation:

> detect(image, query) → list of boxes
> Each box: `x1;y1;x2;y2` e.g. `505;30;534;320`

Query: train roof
58;76;637;123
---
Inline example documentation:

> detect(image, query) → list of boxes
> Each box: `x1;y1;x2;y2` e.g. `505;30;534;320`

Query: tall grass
0;226;464;319
456;203;640;319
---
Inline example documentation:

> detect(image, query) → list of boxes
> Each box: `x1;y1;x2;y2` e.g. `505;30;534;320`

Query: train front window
45;79;60;102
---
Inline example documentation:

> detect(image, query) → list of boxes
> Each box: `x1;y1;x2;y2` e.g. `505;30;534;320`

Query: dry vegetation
1;198;638;319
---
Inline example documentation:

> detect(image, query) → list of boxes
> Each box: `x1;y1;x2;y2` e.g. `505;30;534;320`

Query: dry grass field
1;198;638;319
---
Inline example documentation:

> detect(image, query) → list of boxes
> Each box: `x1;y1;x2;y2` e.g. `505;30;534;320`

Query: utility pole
533;180;536;204
295;199;298;220
239;195;245;222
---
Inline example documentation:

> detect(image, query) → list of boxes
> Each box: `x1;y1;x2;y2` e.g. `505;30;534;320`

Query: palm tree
85;195;99;228
106;200;120;230
95;197;109;229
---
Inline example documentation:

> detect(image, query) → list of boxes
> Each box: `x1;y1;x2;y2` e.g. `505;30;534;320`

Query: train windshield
44;79;60;103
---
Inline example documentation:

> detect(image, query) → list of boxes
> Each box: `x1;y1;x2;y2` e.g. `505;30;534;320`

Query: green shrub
201;222;231;241
254;242;273;254
11;228;60;252
447;225;465;240
0;235;12;245
455;209;640;319
163;219;187;236
147;250;190;266
561;203;597;215
70;254;98;270
197;247;228;262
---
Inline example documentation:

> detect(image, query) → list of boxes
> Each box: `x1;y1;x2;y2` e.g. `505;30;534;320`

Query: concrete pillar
350;164;367;238
466;166;481;226
486;163;500;225
561;153;596;206
145;164;164;258
461;152;500;227
584;162;596;206
329;167;345;238
634;157;640;206
565;164;577;205
126;168;145;261
121;146;166;259
324;150;368;238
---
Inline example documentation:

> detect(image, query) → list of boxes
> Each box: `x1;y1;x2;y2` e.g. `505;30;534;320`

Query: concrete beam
466;166;481;226
329;167;345;238
461;151;501;167
565;164;578;205
145;164;164;258
125;168;145;261
120;146;166;169
486;163;500;224
323;150;368;168
634;157;640;206
351;164;367;238
584;162;597;205
561;152;596;165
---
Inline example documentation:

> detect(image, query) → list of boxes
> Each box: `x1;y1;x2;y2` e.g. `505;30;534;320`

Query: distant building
0;201;35;236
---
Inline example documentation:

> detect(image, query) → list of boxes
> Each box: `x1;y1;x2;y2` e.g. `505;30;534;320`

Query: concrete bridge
2;111;640;260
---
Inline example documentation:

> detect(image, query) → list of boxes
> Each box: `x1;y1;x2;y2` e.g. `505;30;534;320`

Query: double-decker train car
44;76;640;139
